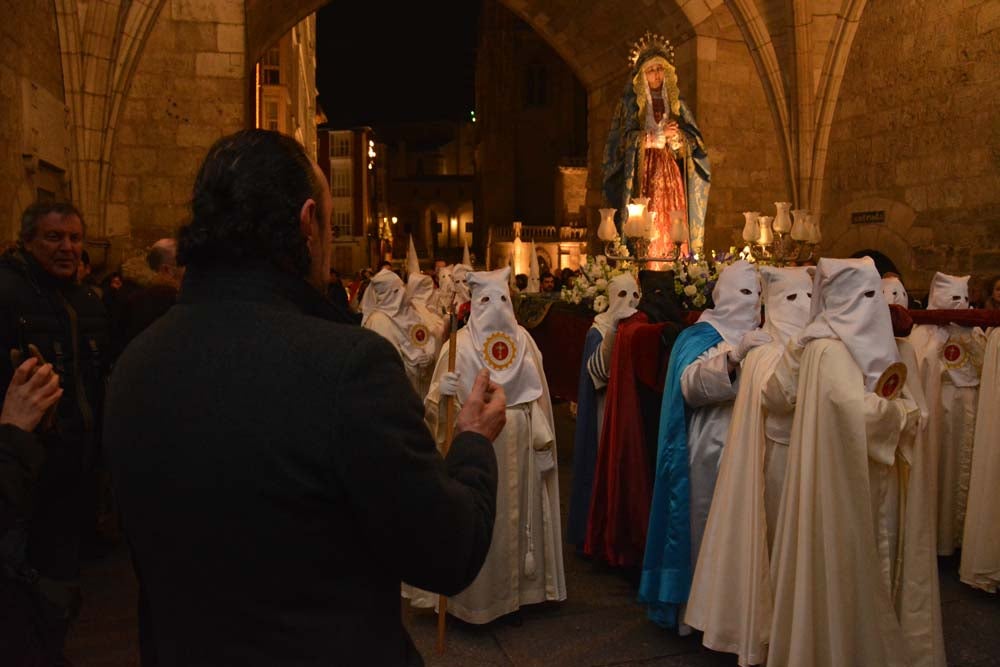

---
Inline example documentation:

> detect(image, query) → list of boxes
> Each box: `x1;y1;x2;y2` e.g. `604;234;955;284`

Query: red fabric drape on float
585;311;673;567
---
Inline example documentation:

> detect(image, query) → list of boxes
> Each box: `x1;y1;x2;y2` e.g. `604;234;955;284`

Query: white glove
438;371;461;397
728;329;772;365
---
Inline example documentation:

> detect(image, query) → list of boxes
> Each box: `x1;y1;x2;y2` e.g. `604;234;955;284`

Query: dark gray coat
105;265;497;666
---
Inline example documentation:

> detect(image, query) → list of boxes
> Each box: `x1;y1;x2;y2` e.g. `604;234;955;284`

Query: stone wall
0;0;68;240
822;0;1000;292
108;0;246;250
693;25;788;253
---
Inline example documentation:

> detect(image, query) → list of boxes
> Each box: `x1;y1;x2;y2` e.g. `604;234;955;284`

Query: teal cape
638;321;723;627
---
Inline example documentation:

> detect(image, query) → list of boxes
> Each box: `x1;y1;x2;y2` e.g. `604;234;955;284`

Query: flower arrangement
673;249;737;310
560;252;635;313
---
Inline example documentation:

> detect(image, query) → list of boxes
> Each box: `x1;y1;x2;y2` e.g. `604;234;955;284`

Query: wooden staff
437;311;459;654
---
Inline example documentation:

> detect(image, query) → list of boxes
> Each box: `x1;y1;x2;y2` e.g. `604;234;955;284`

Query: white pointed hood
452;263;472;307
760;265;813;346
799;257;900;392
880;276;909;307
527;241;541;293
406;272;444;333
697;260;762;346
362;268;428;363
457;267;543;406
462;239;472;267
406;236;420;277
928;272;970;310
593;272;640;339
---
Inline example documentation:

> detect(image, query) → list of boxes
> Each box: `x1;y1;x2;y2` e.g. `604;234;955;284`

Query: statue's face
644;63;665;90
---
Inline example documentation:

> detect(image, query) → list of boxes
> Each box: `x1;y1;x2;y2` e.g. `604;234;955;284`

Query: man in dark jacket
0;202;110;655
105;129;505;666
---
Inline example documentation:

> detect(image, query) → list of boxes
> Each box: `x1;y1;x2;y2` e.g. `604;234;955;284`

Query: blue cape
567;326;605;547
638;321;723;627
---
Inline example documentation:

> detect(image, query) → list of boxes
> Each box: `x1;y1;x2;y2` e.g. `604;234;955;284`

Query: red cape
585;311;674;567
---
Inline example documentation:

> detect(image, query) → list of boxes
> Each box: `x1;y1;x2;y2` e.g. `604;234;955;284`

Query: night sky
316;1;480;127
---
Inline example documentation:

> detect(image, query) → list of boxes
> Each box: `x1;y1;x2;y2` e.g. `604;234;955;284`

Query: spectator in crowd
515;274;528;292
984;275;1000;310
0;356;64;664
105;129;506;666
121;238;185;346
0;201;110;659
540;272;557;294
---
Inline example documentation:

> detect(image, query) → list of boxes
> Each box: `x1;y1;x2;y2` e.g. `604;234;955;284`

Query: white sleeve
681;343;738;408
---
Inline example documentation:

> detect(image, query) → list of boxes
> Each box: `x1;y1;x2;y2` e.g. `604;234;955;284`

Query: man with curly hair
105;130;506;666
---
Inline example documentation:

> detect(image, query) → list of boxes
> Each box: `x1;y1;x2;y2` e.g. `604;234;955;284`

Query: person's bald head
147;238;183;285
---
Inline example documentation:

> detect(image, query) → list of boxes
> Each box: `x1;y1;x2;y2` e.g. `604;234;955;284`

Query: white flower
684;284;698;297
596;255;608;267
586;285;597;297
593;295;609;313
688;263;705;279
595;278;608;289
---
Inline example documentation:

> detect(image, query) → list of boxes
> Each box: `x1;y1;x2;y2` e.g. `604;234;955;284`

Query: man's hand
1;357;63;432
455;368;506;442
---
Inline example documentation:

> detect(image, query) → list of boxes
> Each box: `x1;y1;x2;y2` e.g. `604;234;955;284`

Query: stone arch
54;0;168;238
827;224;913;283
806;0;867;217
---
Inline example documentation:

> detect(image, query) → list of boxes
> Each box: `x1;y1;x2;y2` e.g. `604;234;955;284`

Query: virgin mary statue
603;32;711;255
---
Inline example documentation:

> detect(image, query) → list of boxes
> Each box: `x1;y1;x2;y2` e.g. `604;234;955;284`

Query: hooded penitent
761;265;813;345
799;257;900;392
455;267;542;407
928;272;970;310
696;260;761;346
452;263;473;308
361;268;429;365
594;273;640;338
767;256;922;667
882;276;909;307
568;271;641;547
637;270;683;325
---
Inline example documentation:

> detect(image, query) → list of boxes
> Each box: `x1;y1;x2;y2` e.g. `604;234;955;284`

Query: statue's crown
628;31;675;68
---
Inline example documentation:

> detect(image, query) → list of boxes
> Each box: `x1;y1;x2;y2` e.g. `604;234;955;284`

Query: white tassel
524;549;536;578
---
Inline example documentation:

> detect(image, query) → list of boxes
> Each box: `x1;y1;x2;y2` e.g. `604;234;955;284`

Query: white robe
768;339;918;667
909;323;983;555
894;338;948;667
960;327;1000;592
680;340;739;566
403;330;567;623
685;343;781;666
363;311;436;398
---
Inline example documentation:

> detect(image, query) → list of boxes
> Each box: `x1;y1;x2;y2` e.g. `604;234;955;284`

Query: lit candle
625;199;648;238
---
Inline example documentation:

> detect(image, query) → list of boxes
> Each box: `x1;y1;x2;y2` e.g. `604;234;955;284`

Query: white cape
403;328;566;623
685;343;780;665
960;327;1000;592
768;339;917;667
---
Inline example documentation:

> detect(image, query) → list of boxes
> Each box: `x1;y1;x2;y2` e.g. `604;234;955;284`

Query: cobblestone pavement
68;402;1000;666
